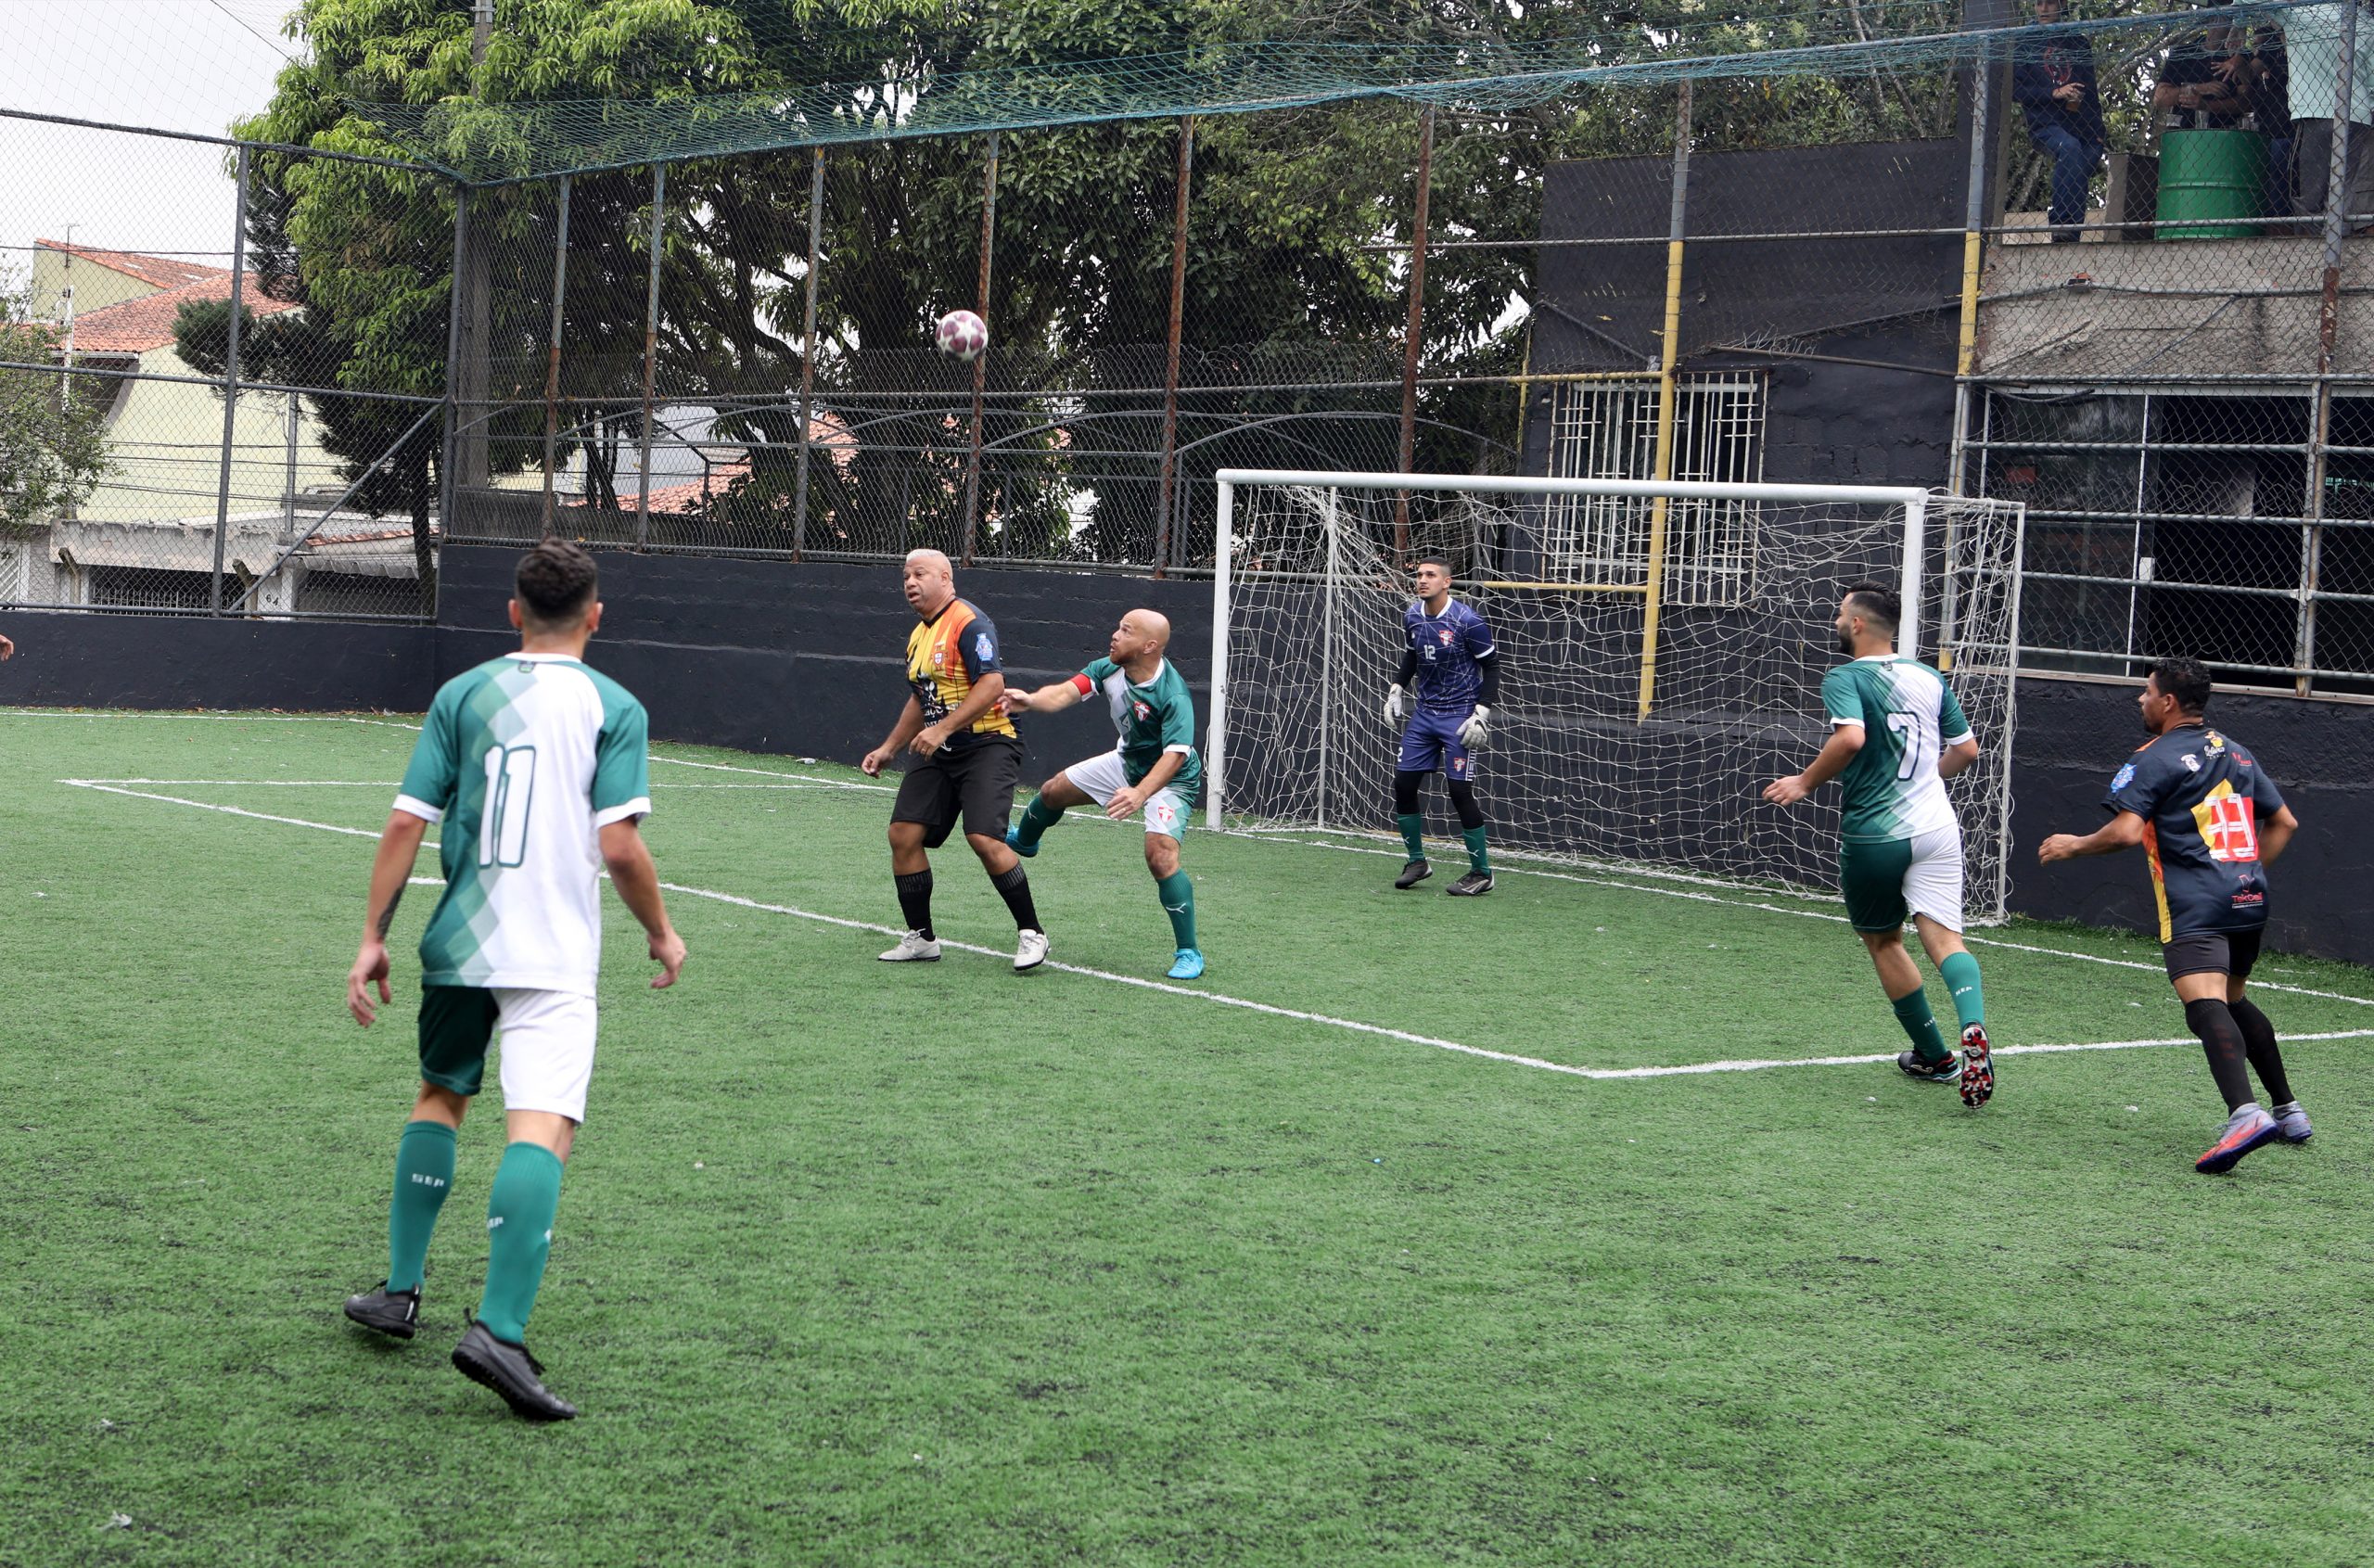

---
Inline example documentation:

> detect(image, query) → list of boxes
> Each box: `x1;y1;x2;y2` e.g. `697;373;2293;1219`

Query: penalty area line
59;782;2374;1086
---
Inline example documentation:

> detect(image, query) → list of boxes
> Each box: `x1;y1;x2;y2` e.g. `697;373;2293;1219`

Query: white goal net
1208;472;2026;924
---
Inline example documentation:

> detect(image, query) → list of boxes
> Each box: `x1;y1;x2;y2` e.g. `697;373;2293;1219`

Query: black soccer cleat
1445;871;1495;898
452;1321;578;1421
343;1282;420;1340
1896;1049;1961;1085
1394;860;1433;890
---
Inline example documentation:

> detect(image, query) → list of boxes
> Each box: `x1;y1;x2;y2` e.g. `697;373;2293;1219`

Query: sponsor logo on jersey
1437;628;1455;645
976;631;994;663
2112;762;2137;790
2182;754;2201;772
1131;699;1152;721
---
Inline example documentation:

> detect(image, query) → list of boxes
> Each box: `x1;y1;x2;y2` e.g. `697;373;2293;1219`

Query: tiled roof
35;239;227;293
69;273;301;354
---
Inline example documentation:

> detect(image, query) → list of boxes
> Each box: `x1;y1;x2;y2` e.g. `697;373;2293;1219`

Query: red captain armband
1069;674;1094;695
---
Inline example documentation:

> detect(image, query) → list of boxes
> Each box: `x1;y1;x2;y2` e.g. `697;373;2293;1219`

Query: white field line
56;778;2374;1084
40;717;2371;1011
64;777;852;794
1244;829;2374;1011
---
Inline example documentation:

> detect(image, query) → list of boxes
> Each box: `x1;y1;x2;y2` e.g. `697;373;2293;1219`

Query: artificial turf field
5;706;2373;1567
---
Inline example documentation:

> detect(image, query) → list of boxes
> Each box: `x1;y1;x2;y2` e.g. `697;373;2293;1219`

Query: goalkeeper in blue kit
1387;556;1499;896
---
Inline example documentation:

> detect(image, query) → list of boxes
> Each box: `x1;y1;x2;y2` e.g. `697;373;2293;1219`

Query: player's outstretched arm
1108;748;1188;820
863;697;926;775
1764;724;1864;806
599;819;686;988
1004;678;1088;716
2037;809;2146;863
349;809;431;1026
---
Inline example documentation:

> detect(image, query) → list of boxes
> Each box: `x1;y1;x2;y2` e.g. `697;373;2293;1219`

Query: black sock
894;870;935;940
990;861;1041;933
2184;998;2255;1113
2229;997;2294;1107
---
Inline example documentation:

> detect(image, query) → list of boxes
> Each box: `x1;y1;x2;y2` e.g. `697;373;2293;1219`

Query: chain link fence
5;2;2373;696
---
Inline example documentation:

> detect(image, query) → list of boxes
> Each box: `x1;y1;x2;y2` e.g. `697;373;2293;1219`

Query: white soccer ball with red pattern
934;309;989;363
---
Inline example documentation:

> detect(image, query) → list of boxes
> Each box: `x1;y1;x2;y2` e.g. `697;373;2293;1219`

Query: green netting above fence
335;2;2336;184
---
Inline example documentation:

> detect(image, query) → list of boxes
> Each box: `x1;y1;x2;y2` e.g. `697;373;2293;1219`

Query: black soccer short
891;736;1023;848
2163;925;2265;983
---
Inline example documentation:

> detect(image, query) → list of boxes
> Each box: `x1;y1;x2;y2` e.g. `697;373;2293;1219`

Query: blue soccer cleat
2195;1105;2281;1175
1004;824;1038;858
1167;949;1206;980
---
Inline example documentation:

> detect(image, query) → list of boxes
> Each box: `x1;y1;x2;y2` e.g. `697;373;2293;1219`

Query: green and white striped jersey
394;653;652;995
1819;655;1972;844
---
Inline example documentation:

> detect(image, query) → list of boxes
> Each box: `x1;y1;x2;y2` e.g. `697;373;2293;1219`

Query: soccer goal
1206;471;2026;924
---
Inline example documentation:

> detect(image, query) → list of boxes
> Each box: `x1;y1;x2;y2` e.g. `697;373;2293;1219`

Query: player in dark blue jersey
1385;556;1499;896
2039;657;2309;1174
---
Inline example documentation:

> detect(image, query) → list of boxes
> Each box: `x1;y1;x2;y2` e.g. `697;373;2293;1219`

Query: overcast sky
0;1;302;291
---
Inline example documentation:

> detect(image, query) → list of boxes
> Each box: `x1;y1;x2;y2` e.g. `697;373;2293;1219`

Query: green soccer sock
477;1141;565;1344
1939;952;1985;1032
1397;813;1425;862
1891;988;1953;1064
1015;794;1066;850
1156;870;1197;950
386;1119;456;1294
1461;826;1491;875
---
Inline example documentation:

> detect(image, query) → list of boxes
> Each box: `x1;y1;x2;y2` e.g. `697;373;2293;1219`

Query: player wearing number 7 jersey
2038;657;2308;1174
1765;582;1996;1108
340;539;686;1420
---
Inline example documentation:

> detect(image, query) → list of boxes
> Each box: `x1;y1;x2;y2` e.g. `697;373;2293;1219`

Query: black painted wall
7;556;2370;965
0;608;433;712
434;545;1216;779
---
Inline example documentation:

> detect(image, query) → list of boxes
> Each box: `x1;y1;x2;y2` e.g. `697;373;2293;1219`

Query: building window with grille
1539;373;1766;606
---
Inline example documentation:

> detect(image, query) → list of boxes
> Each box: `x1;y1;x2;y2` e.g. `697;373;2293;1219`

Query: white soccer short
1901;823;1967;934
493;988;600;1123
1062;749;1191;838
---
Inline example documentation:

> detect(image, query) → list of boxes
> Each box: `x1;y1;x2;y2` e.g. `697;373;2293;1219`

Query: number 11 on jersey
479;746;536;868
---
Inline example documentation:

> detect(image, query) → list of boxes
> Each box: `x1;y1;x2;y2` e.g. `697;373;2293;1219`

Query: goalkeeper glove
1384;685;1406;725
1457;705;1491;748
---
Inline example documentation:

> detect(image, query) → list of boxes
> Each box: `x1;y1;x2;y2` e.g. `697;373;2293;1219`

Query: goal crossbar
1207;470;1938;834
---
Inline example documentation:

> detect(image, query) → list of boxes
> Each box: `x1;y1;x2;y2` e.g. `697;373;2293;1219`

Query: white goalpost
1206;469;2026;924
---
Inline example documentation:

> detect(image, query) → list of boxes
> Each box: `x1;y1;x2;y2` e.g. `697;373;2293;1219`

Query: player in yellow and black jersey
862;549;1048;972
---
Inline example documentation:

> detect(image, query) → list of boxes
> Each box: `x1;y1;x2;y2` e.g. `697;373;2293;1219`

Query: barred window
1975;388;2374;697
1540;373;1766;606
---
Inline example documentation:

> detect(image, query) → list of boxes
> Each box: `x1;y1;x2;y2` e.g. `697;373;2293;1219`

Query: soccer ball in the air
935;309;989;363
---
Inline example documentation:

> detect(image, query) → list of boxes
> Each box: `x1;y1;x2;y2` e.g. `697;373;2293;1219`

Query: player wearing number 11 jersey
340;539;685;1419
2038;657;2308;1174
1764;582;1996;1108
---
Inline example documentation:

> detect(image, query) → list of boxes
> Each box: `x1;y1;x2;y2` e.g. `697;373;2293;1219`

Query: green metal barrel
2155;128;2266;239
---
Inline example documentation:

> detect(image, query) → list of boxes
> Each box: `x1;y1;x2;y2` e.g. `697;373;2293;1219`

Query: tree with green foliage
0;286;114;536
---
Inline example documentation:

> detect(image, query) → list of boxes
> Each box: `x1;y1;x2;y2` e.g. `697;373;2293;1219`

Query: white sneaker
877;929;941;962
1015;928;1050;972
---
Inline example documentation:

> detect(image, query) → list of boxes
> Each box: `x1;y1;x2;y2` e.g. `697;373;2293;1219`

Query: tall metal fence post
791;146;826;562
437;185;469;573
635;163;667;550
961;130;1002;567
1154;115;1195;577
542;174;572;536
1392;106;1436;557
211;144;252;617
1636;80;1691;723
1947;42;1991;499
2301;0;2361;693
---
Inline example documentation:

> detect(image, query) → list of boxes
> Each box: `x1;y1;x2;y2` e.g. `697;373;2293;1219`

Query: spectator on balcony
2284;1;2374;224
2154;24;2251;131
2015;0;2108;243
2223;22;2295;221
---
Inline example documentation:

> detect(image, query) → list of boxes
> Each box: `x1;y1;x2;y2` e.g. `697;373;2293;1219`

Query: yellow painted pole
1637;81;1691;723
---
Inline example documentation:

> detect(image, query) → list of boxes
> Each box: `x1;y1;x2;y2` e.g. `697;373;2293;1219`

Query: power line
206;0;300;63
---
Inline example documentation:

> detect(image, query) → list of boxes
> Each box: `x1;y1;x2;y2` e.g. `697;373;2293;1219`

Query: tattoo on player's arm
376;886;404;940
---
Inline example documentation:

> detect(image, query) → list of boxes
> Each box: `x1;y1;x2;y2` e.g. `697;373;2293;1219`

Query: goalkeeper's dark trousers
1395;770;1484;830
